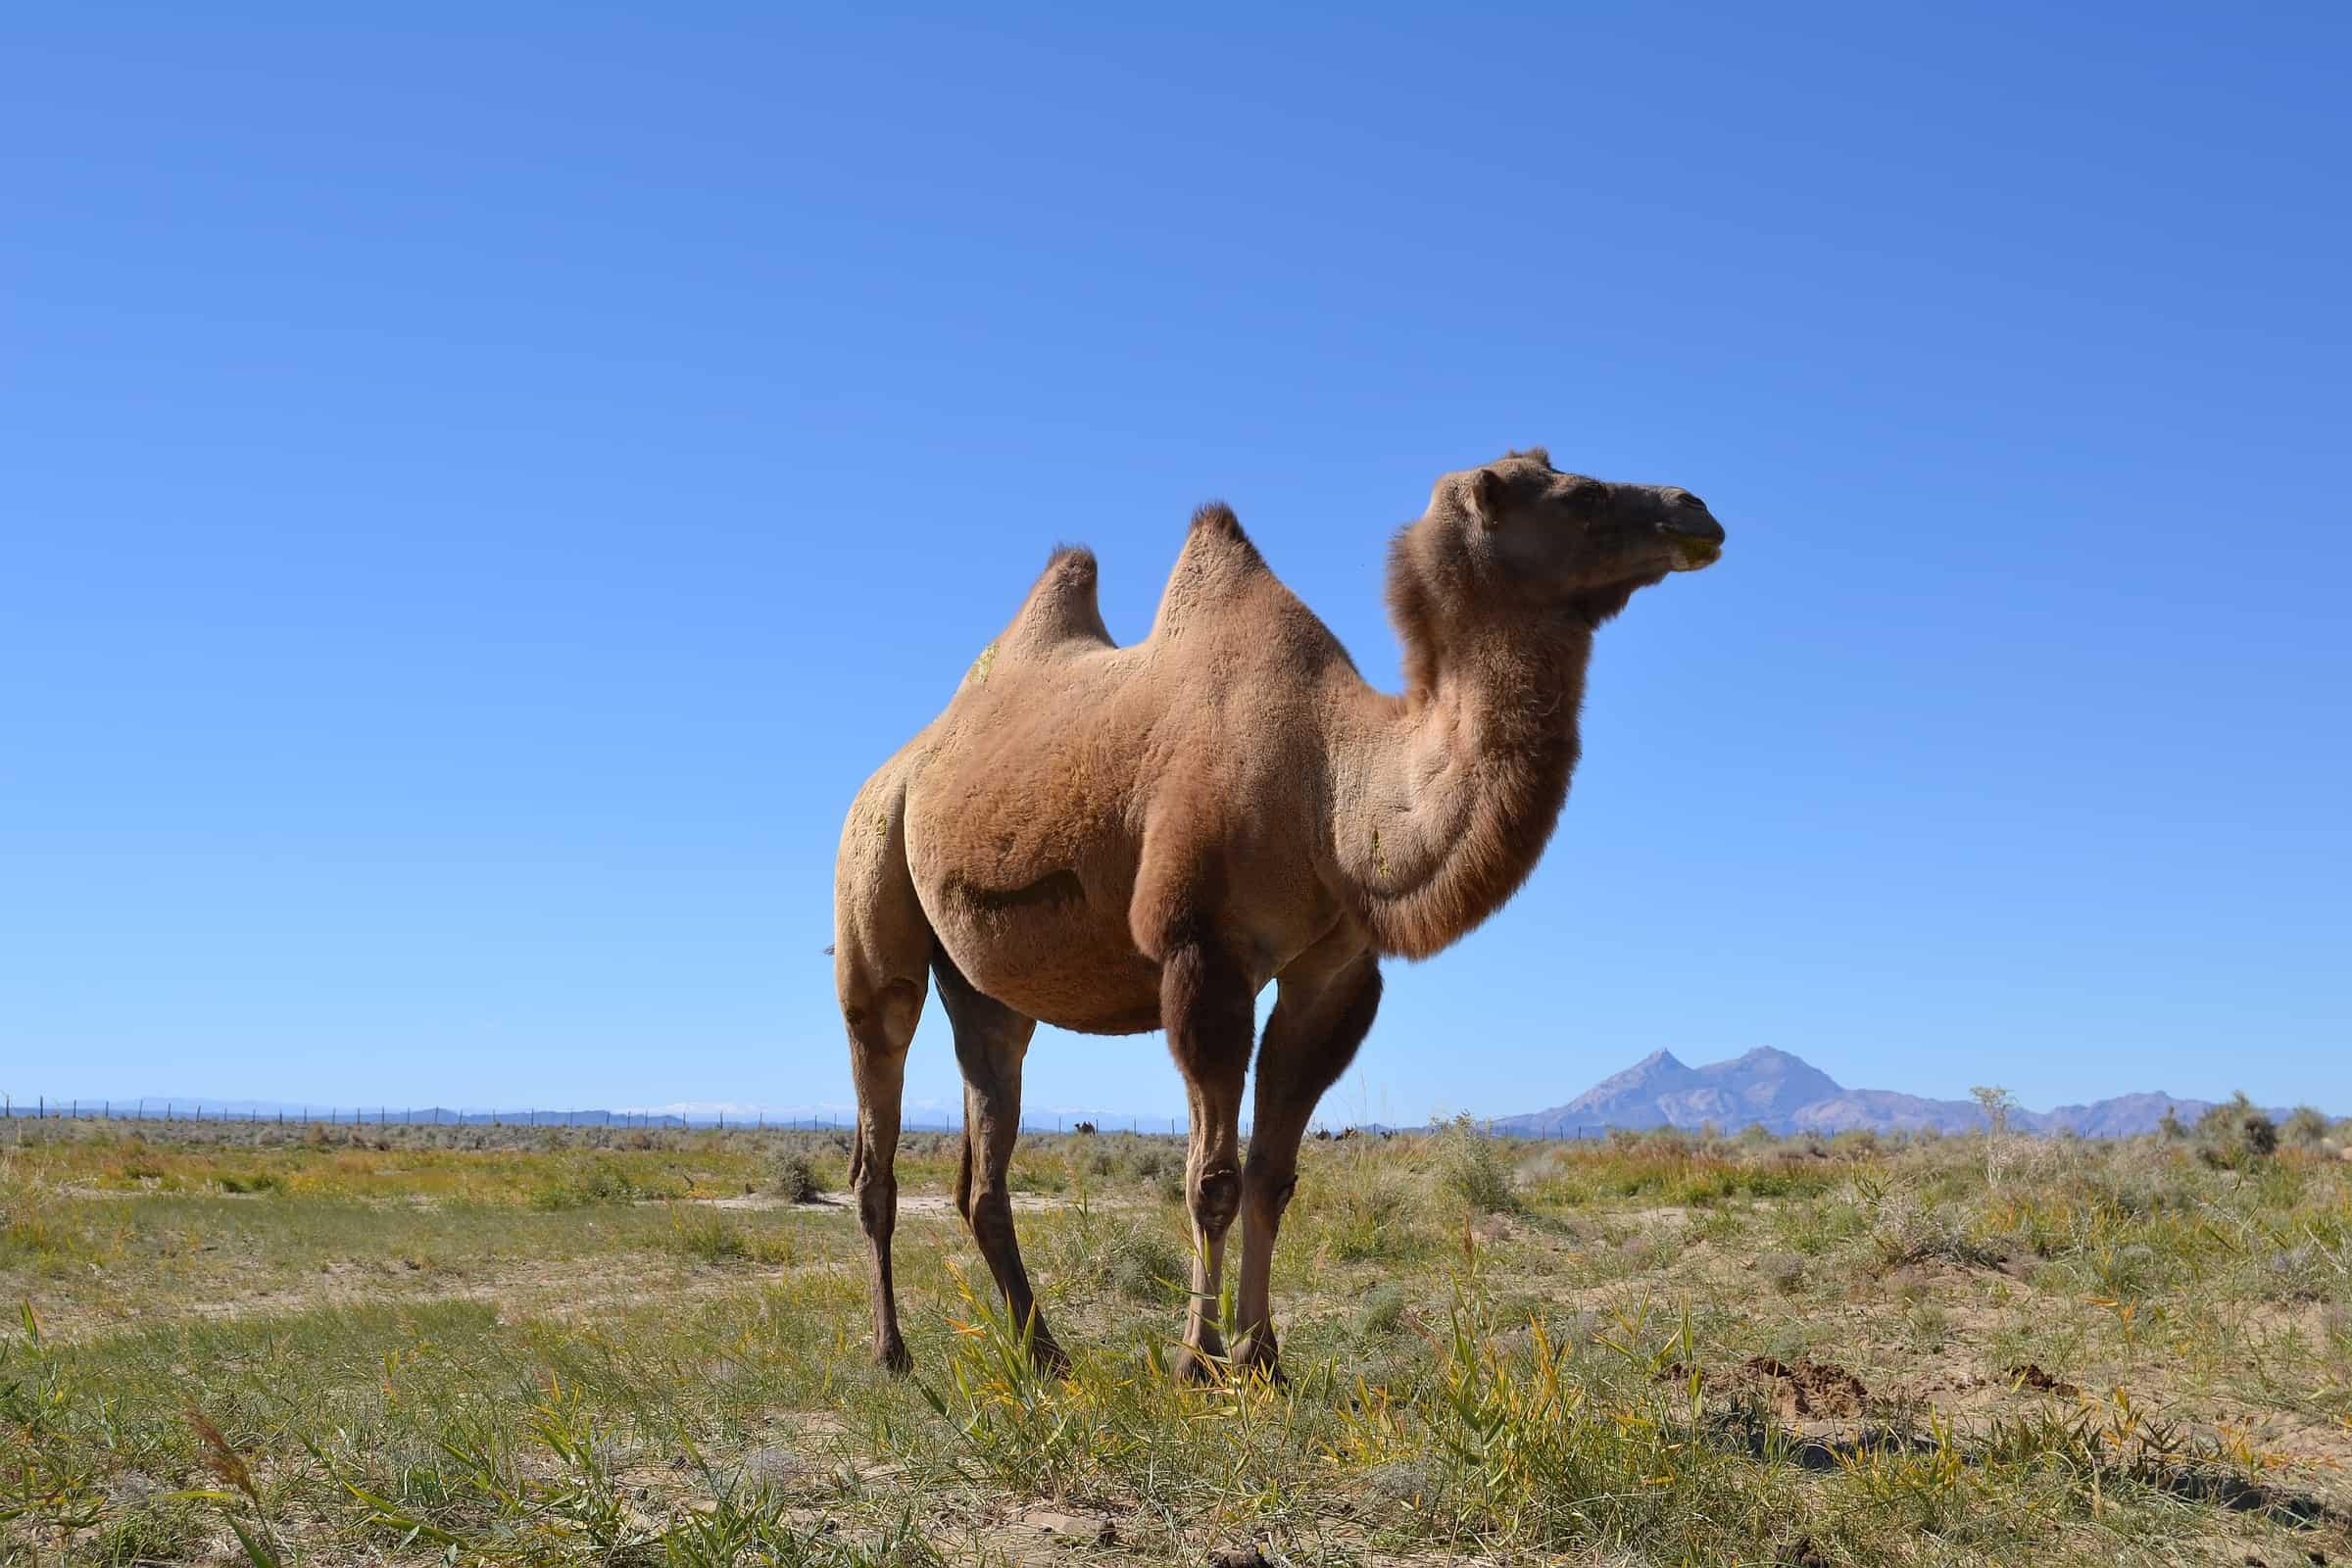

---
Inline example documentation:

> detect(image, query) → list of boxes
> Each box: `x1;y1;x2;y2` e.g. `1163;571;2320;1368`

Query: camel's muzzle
1657;500;1725;571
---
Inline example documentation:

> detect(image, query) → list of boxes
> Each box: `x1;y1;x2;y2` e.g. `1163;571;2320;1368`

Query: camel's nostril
1676;491;1709;512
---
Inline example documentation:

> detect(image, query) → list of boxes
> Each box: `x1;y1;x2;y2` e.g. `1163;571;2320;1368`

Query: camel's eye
1556;481;1605;519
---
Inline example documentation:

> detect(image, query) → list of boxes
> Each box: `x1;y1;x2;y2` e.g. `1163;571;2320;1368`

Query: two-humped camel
833;449;1724;1382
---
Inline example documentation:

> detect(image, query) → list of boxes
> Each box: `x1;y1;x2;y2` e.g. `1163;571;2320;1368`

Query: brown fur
832;450;1723;1378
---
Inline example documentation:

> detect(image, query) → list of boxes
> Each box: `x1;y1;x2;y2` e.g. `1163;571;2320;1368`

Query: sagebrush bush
771;1152;821;1202
1439;1114;1521;1215
1105;1229;1187;1304
2195;1093;2278;1169
2282;1105;2332;1151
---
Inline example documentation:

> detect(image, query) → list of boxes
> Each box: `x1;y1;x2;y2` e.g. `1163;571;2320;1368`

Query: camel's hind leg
932;949;1064;1373
835;779;932;1373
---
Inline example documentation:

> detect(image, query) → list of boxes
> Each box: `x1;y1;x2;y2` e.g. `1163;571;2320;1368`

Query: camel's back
888;514;1358;1028
913;511;1347;828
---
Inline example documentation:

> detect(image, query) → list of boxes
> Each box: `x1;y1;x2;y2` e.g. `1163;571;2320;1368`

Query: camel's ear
1466;466;1505;528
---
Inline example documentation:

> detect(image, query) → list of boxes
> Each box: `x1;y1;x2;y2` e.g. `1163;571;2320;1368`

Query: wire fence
0;1095;1612;1141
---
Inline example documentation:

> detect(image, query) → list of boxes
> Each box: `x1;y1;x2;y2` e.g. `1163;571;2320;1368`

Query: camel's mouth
1657;510;1725;572
1667;535;1722;571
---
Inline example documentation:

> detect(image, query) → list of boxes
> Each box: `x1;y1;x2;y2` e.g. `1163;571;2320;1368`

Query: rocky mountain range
1488;1047;2268;1139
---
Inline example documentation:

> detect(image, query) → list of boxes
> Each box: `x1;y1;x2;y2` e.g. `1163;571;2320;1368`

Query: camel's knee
1247;1168;1299;1224
852;1162;896;1241
1190;1163;1242;1238
964;1176;1015;1240
842;976;925;1055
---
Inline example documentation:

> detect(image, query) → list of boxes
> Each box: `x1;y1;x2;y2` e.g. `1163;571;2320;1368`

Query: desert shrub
1758;1250;1806;1295
1870;1200;2007;1274
2258;1244;2337;1302
1439;1114;1521;1214
2196;1093;2279;1169
1127;1147;1187;1203
1105;1228;1187;1304
1354;1282;1410;1337
772;1151;822;1202
1322;1164;1432;1260
2282;1105;2332;1151
673;1211;750;1262
533;1155;665;1209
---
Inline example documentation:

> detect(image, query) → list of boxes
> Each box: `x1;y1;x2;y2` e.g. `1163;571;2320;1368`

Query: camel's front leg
1160;934;1255;1385
1233;946;1382;1379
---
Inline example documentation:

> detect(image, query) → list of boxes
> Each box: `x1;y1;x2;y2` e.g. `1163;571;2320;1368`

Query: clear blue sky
5;5;2346;1123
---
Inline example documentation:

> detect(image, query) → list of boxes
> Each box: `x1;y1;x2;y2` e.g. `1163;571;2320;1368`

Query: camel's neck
1331;593;1592;959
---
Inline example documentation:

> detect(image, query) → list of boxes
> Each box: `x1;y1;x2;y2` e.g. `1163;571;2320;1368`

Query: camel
832;448;1724;1382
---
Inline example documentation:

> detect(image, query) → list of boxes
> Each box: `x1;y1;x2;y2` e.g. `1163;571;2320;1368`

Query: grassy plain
6;1114;2352;1565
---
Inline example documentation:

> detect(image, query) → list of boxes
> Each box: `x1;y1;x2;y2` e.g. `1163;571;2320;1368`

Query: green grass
7;1117;2352;1563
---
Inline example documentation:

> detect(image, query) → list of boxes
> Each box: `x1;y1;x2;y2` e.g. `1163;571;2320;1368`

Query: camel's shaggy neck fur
1337;527;1592;960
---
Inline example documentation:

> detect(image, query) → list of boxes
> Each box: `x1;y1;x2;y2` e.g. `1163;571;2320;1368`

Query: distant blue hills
1486;1047;2291;1139
4;1050;2303;1139
0;1096;1162;1134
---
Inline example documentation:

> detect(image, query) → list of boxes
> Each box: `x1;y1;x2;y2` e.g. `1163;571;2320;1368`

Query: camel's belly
926;886;1165;1034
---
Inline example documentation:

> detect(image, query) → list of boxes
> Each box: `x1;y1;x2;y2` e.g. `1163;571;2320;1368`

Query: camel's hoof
876;1338;913;1376
1030;1338;1072;1379
1234;1341;1286;1387
1172;1346;1225;1387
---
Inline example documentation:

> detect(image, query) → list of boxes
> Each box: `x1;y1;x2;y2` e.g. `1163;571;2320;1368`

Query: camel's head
1409;447;1725;627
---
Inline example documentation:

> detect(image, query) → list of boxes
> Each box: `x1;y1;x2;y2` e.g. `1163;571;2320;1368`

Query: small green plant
673;1212;750;1262
1353;1282;1409;1337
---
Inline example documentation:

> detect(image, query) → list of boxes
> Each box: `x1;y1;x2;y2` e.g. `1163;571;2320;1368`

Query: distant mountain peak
1486;1048;2278;1141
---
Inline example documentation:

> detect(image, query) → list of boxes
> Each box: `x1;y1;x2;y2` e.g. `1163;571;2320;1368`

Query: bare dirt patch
1663;1355;1871;1421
